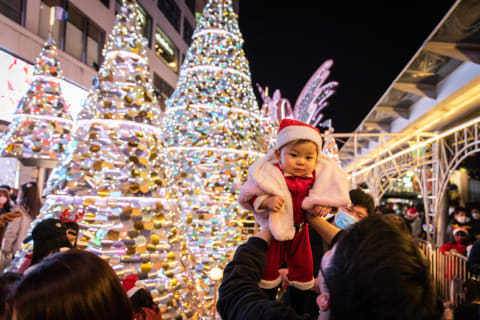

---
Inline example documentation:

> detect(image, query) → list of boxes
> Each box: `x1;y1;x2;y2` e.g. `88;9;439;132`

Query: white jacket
1;206;33;256
239;150;351;241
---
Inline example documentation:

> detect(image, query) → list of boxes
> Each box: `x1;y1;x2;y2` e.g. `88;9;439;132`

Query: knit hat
23;218;72;248
453;226;469;236
276;119;323;153
122;274;146;297
407;208;418;217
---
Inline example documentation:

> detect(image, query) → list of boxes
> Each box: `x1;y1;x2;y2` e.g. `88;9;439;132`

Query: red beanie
122;274;145;298
407;208;418;217
276;119;322;152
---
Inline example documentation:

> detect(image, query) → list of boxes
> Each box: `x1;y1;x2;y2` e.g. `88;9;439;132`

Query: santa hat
453;226;469;236
276;119;323;153
407;208;418;217
121;274;146;298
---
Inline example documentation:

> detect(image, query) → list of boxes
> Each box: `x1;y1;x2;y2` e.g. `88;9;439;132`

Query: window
0;0;24;25
39;0;63;44
157;0;181;32
99;0;109;8
153;73;174;112
183;17;193;45
115;0;152;47
154;26;178;73
185;0;195;14
87;20;105;70
65;5;84;61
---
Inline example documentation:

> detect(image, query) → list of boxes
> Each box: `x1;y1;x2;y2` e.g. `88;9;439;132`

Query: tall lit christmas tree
13;1;198;318
163;0;269;310
0;38;73;168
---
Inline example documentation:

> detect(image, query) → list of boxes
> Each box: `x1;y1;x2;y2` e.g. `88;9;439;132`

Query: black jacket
217;237;311;320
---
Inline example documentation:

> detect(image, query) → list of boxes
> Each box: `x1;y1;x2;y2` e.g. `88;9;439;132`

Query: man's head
334;189;374;230
471;208;479;220
321;215;442;320
454;207;467;224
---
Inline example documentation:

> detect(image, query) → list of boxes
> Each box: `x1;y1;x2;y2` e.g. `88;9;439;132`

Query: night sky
238;1;455;133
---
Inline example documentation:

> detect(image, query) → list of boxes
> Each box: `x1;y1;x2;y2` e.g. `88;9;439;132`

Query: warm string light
12;1;199;319
14;113;73;124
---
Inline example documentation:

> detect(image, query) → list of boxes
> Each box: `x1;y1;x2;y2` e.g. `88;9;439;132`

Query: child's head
453;228;468;244
274;119;323;177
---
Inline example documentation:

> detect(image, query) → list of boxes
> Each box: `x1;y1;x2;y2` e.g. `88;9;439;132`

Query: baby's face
275;141;317;177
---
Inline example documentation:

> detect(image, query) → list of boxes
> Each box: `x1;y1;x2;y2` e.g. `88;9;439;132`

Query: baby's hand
311;205;332;217
262;196;285;212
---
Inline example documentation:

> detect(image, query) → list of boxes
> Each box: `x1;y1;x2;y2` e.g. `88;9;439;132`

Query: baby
239;119;350;291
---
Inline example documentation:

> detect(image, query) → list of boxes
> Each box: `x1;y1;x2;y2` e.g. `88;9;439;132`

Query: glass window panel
154;26;178;73
185;0;195;14
38;0;62;42
0;0;23;25
65;21;83;61
183;18;193;45
157;0;180;32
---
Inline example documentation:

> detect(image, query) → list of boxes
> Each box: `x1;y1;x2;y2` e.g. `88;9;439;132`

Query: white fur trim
127;284;145;297
277;125;322;152
289;278;315;290
259;276;282;289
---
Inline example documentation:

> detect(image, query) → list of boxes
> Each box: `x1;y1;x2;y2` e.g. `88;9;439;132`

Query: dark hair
455;207;467;215
325;215;442;320
349;188;375;216
130;288;160;320
12;250;133;320
31;219;73;266
19;181;42;220
0;272;22;318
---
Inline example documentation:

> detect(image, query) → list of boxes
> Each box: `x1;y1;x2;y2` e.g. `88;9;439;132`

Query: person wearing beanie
404;207;424;238
239;119;350;309
122;275;162;320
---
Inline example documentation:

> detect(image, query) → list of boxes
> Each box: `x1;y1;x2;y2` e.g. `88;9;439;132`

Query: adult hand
310;205;333;217
254;226;273;245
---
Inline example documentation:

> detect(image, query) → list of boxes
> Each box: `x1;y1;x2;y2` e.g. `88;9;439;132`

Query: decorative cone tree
0;38;73;168
12;1;198;318
163;0;269;312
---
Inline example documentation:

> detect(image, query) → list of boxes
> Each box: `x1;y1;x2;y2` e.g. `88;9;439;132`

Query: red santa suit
239;119;351;290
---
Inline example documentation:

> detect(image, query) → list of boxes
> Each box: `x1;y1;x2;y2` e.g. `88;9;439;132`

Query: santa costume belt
294;222;306;233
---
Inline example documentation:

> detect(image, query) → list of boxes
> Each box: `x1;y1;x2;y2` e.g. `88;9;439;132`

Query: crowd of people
0;119;476;319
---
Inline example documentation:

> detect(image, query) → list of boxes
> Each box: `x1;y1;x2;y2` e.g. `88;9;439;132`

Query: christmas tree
163;0;269;310
14;0;198;318
0;38;73;167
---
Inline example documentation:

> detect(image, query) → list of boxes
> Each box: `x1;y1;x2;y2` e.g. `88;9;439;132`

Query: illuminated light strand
165;103;262;120
353;116;480;176
75;119;162;135
34;75;61;83
166;146;265;157
345;90;480;173
14;113;73;124
105;50;146;63
47;194;168;203
193;29;239;41
182;65;249;80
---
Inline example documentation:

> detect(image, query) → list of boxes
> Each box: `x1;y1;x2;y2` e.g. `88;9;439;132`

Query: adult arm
307;214;340;246
217;233;310;320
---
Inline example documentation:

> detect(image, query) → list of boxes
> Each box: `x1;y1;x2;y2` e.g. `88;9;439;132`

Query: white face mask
456;216;466;224
472;213;480;220
0;197;7;205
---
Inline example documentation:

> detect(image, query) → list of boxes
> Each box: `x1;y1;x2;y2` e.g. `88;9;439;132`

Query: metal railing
418;240;471;306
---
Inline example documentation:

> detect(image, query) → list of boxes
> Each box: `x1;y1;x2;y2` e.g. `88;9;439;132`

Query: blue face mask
335;209;359;230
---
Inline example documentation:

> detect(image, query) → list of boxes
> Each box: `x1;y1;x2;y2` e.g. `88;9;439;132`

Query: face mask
335;209;358;230
0;197;7;205
472;213;480;220
456;216;466;224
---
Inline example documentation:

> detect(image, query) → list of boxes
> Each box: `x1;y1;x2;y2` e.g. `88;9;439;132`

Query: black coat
217;237;311;320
